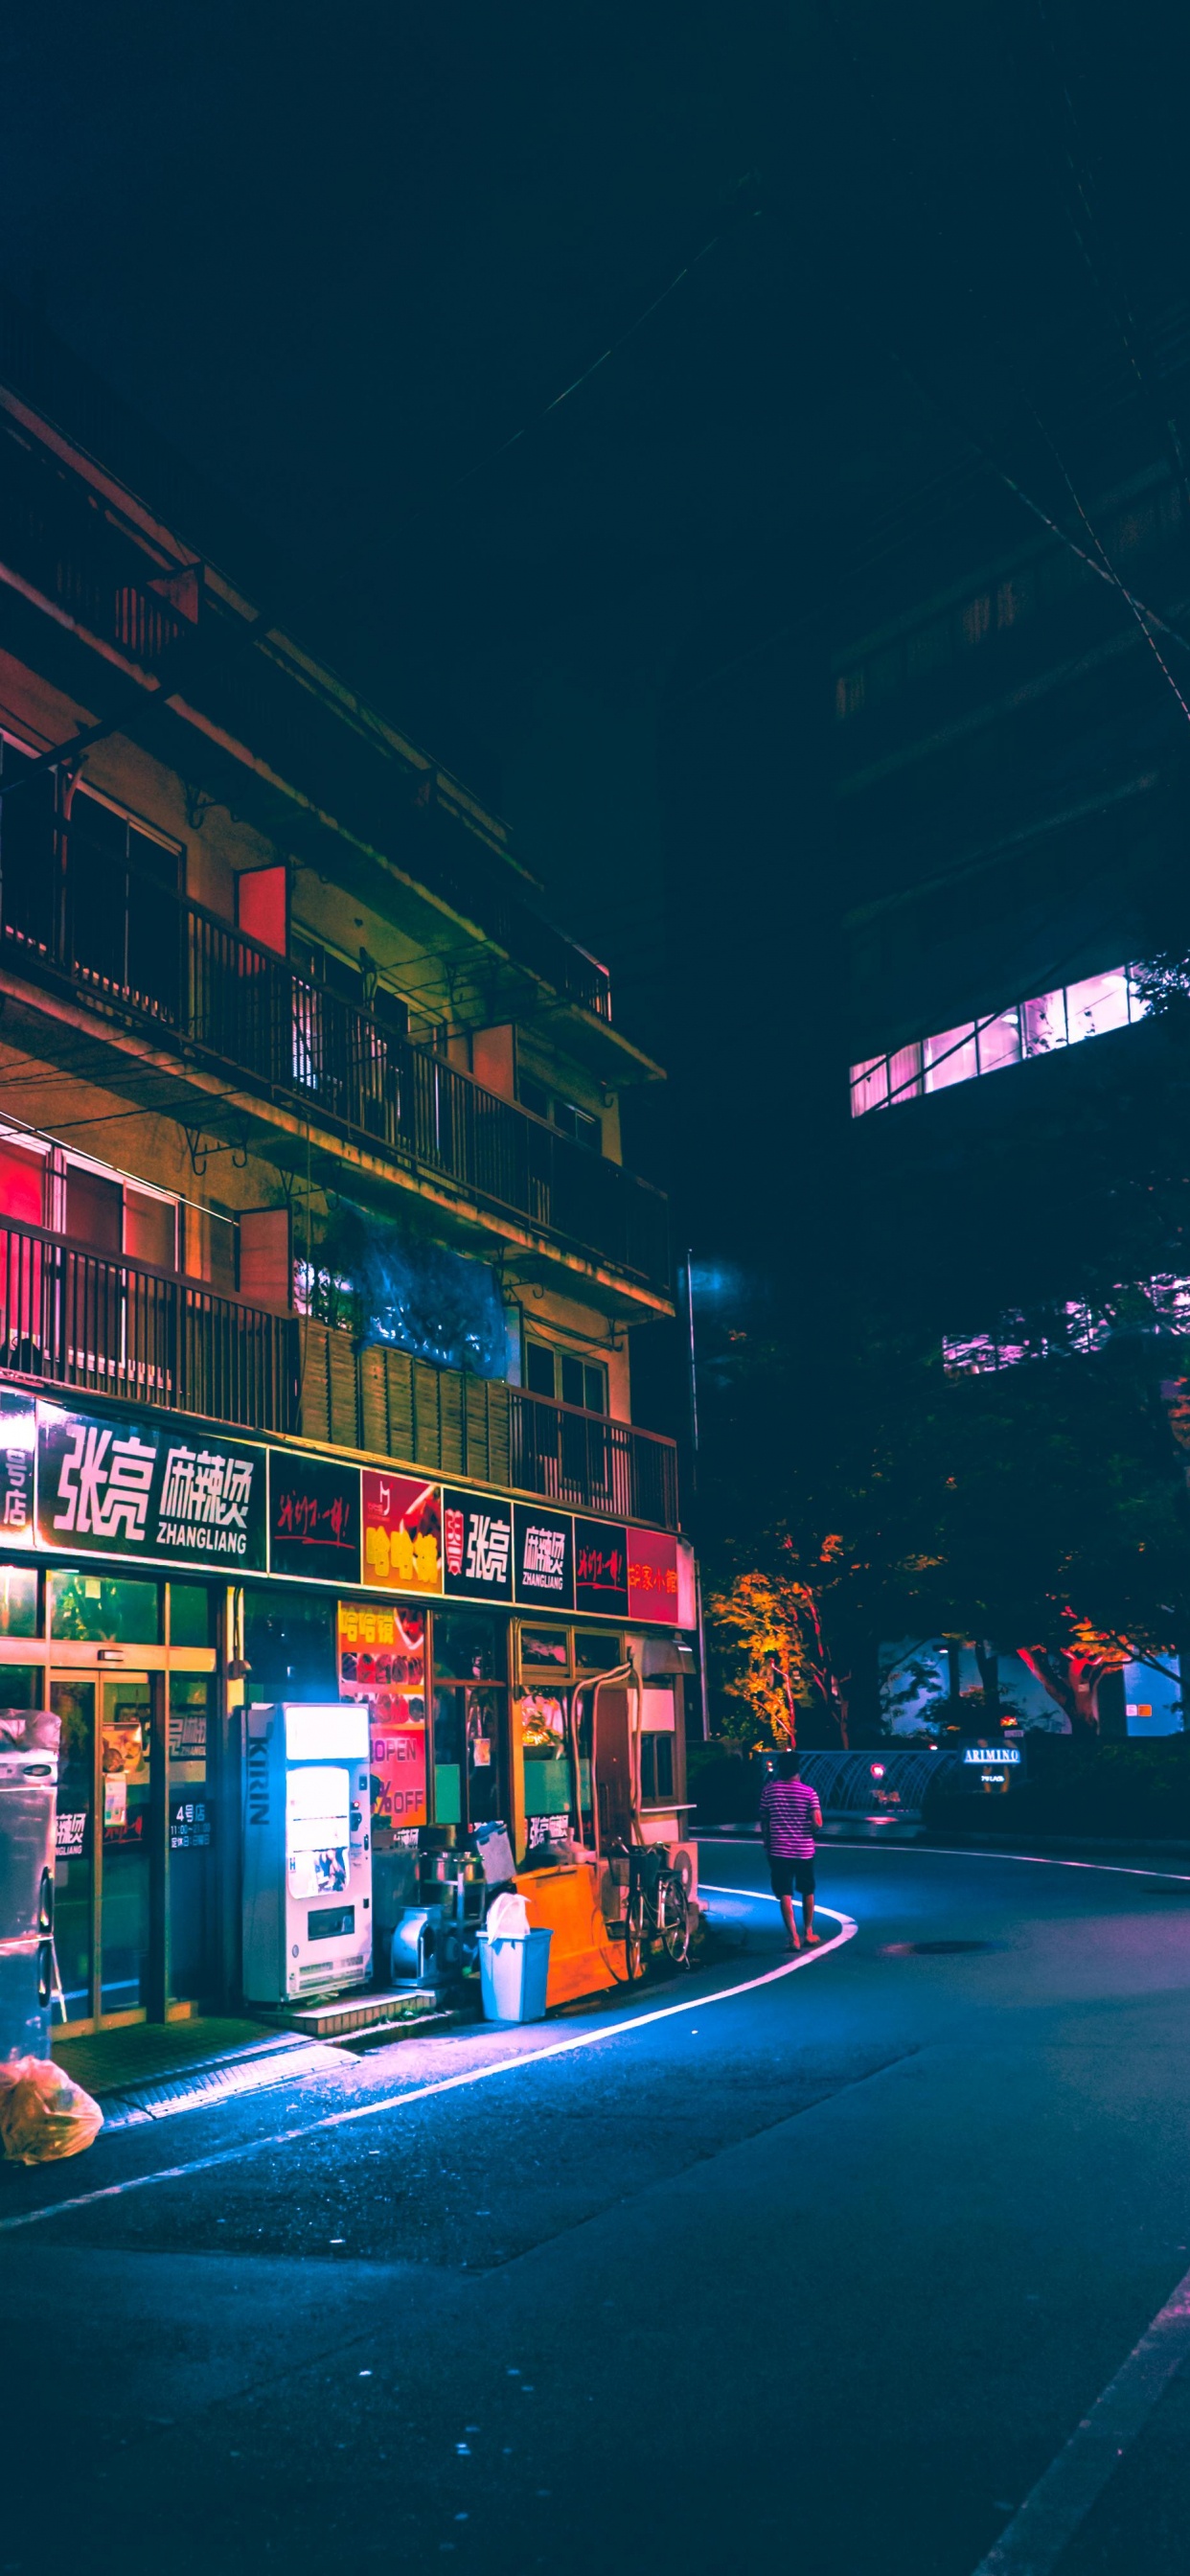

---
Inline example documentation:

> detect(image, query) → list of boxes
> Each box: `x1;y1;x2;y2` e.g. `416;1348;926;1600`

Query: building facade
0;305;696;2029
832;329;1190;1736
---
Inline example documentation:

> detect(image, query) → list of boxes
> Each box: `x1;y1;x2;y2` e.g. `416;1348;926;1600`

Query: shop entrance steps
255;1986;448;2041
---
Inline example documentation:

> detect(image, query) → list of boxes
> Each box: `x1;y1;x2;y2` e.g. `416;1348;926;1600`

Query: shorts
768;1854;815;1898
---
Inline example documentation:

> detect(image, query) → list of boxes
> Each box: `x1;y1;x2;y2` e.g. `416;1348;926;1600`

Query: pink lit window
976;1009;1021;1074
850;1058;888;1117
924;1025;977;1092
886;1044;923;1106
1064;970;1130;1043
1022;991;1066;1055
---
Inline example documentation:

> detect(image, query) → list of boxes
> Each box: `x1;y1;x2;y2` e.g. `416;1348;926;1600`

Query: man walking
758;1750;823;1951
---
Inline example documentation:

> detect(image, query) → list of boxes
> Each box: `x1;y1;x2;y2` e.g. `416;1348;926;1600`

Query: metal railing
0;1221;680;1526
0;816;669;1289
0;420;612;1023
0;1213;299;1432
508;1387;679;1531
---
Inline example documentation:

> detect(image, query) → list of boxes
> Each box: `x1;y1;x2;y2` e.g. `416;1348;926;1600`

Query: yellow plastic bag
0;2054;103;2164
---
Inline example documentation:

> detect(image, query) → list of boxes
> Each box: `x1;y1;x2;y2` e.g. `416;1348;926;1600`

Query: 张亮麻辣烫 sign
37;1399;267;1570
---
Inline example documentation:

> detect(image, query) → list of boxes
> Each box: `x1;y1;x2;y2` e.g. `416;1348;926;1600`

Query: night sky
3;2;1188;1251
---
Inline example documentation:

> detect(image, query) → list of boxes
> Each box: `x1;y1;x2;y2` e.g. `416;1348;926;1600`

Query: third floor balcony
0;795;670;1298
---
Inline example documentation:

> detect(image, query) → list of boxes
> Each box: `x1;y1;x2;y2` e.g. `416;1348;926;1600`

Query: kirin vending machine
242;1703;373;2005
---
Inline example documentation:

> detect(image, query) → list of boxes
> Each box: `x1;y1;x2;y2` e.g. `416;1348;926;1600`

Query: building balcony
0;414;621;1036
0;821;670;1295
0;1216;680;1528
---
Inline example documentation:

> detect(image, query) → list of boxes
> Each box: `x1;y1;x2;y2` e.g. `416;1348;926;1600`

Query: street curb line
0;1904;857;2234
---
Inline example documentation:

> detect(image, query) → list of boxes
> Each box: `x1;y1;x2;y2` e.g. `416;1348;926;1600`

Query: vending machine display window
286;1764;351;1902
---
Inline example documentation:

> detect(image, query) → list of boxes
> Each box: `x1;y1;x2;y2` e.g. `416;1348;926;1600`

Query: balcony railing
508;1388;679;1531
0;1214;299;1431
0;816;669;1291
300;1322;678;1530
0;1232;680;1526
0;419;612;1022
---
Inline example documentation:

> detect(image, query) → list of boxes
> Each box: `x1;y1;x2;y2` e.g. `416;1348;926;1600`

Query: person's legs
769;1858;799;1947
797;1865;820;1944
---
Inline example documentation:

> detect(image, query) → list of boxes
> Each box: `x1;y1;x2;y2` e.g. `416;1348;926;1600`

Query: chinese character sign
626;1527;679;1625
36;1400;267;1570
361;1472;443;1594
442;1487;514;1600
574;1516;629;1618
0;1390;35;1548
268;1452;361;1583
515;1505;574;1609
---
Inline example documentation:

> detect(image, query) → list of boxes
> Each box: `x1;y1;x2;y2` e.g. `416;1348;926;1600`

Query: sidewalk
53;2014;349;2131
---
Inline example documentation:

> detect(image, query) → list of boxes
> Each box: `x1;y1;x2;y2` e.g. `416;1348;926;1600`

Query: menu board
37;1398;267;1570
268;1451;360;1584
362;1470;442;1593
337;1598;427;1835
442;1486;514;1601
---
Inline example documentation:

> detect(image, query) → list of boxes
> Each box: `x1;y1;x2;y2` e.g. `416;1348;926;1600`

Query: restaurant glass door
50;1671;153;2023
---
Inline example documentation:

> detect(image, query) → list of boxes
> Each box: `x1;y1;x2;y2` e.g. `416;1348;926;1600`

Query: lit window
1064;970;1130;1044
887;1044;923;1106
850;1058;888;1117
924;1024;977;1092
1022;991;1066;1055
976;1010;1021;1074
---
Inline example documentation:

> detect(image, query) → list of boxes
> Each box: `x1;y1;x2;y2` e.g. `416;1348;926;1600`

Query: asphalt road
5;1839;1190;2576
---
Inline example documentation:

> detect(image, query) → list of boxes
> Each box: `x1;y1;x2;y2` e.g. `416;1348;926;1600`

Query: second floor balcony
0;801;669;1294
0;1211;679;1529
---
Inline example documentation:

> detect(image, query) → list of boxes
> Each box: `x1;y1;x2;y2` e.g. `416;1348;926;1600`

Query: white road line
708;1836;1190;2570
971;2261;1190;2574
0;1900;856;2236
704;1836;1190;1884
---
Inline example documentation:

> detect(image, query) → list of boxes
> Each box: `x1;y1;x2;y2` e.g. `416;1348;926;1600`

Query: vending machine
242;1703;373;2005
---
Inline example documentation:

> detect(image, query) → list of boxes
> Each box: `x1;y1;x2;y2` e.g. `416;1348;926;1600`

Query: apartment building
833;319;1190;1735
0;301;696;2028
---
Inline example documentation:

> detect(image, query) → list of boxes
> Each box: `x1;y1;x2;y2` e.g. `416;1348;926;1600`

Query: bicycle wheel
657;1872;691;1966
624;1887;646;1982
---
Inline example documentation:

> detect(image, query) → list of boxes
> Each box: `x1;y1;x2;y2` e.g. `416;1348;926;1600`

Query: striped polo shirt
759;1775;820;1859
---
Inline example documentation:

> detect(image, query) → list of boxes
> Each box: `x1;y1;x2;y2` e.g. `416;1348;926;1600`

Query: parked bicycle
622;1844;691;1980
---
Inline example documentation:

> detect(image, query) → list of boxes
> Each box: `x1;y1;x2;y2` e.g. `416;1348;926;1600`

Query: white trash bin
477;1925;554;2024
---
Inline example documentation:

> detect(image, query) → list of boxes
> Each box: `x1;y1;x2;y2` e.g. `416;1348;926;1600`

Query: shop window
0;1666;39;1709
640;1733;675;1804
432;1609;505;1683
0;1138;45;1227
520;1625;570;1674
48;1570;160;1644
574;1629;623;1671
169;1677;215;2002
169;1582;211;1648
243;1587;336;1700
0;1564;38;1637
518;1682;572;1845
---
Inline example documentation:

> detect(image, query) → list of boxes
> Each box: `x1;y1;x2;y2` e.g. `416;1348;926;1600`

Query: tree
707;1543;852;1752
